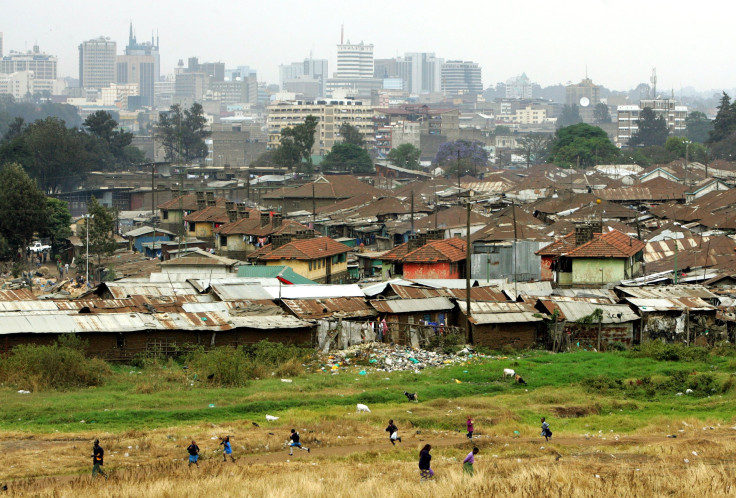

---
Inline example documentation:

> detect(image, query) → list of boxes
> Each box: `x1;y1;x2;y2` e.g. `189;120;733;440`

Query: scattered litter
692;451;698;456
407;411;412;414
80;420;86;424
684;458;690;464
359;371;367;376
595;475;600;479
667;435;677;438
280;379;293;383
676;392;683;396
208;404;215;408
17;390;30;394
685;389;693;394
682;421;690;427
454;379;462;384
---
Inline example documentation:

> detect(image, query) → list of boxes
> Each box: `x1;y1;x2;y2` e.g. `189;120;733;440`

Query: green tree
685;111;713;144
594;103;611;124
321;143;374;173
629;107;669;147
665;137;709;163
515;133;552;168
40;198;72;255
86;196;117;267
557;104;582;128
708;93;736;144
548;123;619;167
280;115;318;172
0;163;48;261
493;125;512;136
387;143;421;170
338;122;364;147
156;103;211;163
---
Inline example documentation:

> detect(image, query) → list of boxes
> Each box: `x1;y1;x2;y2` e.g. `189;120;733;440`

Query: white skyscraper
335;41;373;79
397;53;443;94
79;37;117;90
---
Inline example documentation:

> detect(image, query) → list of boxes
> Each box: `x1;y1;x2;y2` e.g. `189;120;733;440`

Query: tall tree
320;143;374;173
86;196;118;267
593;103;612;124
281;115;318;167
685;111;713;144
516;133;552;168
155;103;211;163
708;93;736;144
0;163;48;261
557;104;582;128
629;107;669;147
665;137;708;163
338;122;364;147
434;140;489;176
40;198;72;256
387;143;421;170
547;123;619;167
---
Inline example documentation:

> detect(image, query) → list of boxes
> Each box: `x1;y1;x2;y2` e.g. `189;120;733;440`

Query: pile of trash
319;342;486;374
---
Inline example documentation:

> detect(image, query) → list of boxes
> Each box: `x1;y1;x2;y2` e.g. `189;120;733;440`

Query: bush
0;336;110;390
185;340;313;387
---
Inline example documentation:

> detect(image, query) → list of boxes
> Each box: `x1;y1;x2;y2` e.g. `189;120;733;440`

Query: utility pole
465;200;473;344
456;149;461;200
312;182;316;226
410;190;414;234
512;200;518;299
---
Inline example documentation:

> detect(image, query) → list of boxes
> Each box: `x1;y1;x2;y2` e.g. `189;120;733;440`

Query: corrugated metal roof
625;297;715;312
0;301;62;312
283;297;376;319
616;285;718;300
101;282;199;298
228;315;313;329
457;301;541;324
0;289;37;301
263;284;364;300
552;302;639;323
209;283;274;301
370;296;454;313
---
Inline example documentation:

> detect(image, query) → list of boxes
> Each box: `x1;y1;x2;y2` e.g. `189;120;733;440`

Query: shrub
630;342;709;362
0;336;111;390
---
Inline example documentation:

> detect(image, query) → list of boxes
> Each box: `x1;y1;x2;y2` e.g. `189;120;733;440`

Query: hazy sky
2;0;733;93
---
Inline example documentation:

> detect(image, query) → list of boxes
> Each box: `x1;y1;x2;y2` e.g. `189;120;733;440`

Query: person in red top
466;417;474;439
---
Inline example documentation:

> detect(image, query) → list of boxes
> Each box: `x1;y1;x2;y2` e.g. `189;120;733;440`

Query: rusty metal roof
0;289;37;301
551;302;639;323
457;301;542;325
625;297;715;312
616;285;718;300
283;297;376;319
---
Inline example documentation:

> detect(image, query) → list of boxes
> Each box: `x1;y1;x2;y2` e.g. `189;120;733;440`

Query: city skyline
2;0;734;93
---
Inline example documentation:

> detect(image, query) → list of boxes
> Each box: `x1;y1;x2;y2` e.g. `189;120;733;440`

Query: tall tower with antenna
650;67;657;99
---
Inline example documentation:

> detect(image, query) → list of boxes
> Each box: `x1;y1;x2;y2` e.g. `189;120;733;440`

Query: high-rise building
441;61;482;96
79;37;116;90
374;58;398;79
335;41;373;79
0;33;3;58
280;58;328;96
617;99;688;145
505;73;533;99
1;43;58;95
397;53;443;94
116;23;159;106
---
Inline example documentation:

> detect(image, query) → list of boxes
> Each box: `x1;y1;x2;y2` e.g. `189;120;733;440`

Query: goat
356;403;371;413
503;368;515;378
265;415;279;421
515;374;527;385
404;391;419;402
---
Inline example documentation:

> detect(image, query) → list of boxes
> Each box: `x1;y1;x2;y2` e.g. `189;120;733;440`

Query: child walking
541;417;552;441
466;416;474;439
385;419;402;445
463;447;479;476
289;429;310;455
187;440;200;467
220;436;235;462
419;444;434;480
91;439;108;479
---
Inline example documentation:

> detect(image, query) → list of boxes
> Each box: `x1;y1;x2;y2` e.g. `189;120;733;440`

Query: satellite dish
579;97;590;107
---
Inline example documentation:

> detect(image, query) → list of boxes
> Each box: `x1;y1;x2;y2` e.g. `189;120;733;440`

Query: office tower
79;37;117;90
441;61;482;96
116;23;159;106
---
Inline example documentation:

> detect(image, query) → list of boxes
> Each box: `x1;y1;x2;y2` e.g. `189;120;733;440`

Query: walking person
288;429;310;456
466;416;474;440
187;440;200;467
541;417;552;441
418;444;434;480
220;436;235;462
91;439;108;479
463;447;479;476
385;419;402;445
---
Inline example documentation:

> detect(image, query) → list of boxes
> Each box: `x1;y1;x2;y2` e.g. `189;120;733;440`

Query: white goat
503;368;515;378
265;415;279;421
356;403;371;413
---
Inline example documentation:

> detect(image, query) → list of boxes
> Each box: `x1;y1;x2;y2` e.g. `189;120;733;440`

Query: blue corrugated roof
236;265;317;285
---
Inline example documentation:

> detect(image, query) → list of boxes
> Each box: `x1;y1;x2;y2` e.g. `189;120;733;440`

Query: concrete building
100;82;139;107
280;58;328;96
0;71;33;99
441;60;482;96
210;122;266;166
374;58;398;79
266;99;375;155
211;76;258;105
78;37;116;90
1;44;58;94
116;23;160;106
505;73;533;99
511;105;548;125
616;99;688;145
397;52;443;94
566;77;600;122
335;41;374;78
154;78;175;108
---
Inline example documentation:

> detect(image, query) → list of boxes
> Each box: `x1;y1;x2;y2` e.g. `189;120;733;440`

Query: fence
315;319;465;352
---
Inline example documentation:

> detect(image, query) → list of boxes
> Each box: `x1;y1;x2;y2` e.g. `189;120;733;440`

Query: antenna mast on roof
650;68;657;99
340;24;344;44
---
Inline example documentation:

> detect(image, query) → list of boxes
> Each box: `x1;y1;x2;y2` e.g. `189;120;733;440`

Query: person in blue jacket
220;436;235;462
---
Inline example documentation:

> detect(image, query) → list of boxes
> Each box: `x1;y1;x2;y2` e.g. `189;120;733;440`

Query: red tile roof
263;175;384;200
402;238;467;263
536;232;577;256
183;206;229;223
380;241;413;262
256;237;351;261
158;194;227;211
411;205;490;231
564;230;645;258
215;217;310;236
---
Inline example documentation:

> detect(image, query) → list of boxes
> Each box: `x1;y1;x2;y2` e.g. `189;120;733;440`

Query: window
220;235;228;246
309;261;313;271
162;211;168;220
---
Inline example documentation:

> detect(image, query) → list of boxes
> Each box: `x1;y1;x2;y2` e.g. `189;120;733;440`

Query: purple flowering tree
434;140;489;176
